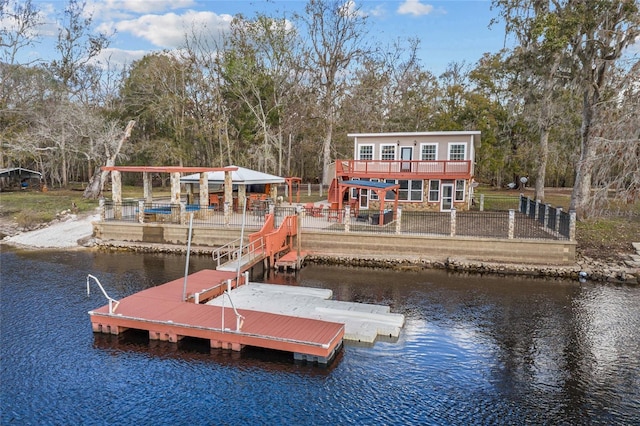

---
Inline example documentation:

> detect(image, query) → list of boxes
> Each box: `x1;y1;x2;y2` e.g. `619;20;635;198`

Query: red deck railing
335;159;472;179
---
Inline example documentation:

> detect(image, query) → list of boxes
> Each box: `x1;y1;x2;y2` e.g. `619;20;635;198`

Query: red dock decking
88;269;344;363
274;251;307;271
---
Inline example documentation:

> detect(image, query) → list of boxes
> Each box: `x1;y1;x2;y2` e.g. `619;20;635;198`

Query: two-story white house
328;131;481;212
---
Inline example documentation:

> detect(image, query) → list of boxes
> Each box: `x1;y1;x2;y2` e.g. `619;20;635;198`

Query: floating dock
274;250;307;271
206;282;405;343
88;270;344;364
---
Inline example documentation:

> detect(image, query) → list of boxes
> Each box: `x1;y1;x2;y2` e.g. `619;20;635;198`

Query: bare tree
49;0;109;99
83;120;135;199
301;0;368;184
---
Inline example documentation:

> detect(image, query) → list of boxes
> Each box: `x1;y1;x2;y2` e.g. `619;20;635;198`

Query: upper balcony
335;160;473;180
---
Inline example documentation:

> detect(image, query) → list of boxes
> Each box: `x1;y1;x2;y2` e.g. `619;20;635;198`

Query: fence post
535;199;540;220
450;208;456;237
179;202;186;225
569;211;576;241
555;207;562;233
308;183;311;197
508;209;515;239
224;202;230;227
99;198;105;221
524;195;529;215
395;206;402;234
319;184;323;198
138;200;144;223
344;205;351;233
480;194;485;212
544;204;549;229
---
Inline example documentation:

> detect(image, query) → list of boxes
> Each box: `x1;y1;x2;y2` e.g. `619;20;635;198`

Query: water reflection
2;247;639;424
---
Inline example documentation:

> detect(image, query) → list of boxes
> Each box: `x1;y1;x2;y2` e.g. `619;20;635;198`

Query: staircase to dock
213;213;304;273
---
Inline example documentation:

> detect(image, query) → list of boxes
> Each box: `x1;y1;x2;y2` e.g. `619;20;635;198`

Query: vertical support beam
112;170;122;220
179;202;186;225
199;172;209;218
224;170;233;223
238;184;246;211
450;207;456;237
508;209;515;239
138;200;144;223
170;172;181;204
143;172;153;203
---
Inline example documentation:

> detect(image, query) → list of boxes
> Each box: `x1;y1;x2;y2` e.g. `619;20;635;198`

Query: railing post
508;209;515;239
569;211;576;241
524;195;530;215
344;206;351;233
138;200;144;223
395;206;402;235
450;207;456;237
535;199;540;220
555;207;562;233
480;194;485;212
307;183;311;197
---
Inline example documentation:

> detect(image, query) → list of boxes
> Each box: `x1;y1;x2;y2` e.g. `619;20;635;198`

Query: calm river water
1;248;639;425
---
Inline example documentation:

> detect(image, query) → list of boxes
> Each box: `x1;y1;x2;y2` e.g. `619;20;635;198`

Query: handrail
86;274;120;314
221;279;244;331
212;237;241;267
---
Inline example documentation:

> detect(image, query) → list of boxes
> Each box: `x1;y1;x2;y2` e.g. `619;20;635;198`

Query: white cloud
89;0;196;16
88;47;147;69
397;0;434;17
114;10;233;49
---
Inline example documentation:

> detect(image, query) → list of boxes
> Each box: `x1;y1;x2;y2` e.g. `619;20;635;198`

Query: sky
12;0;510;76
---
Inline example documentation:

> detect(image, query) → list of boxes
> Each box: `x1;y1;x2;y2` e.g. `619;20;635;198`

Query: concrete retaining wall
94;222;576;265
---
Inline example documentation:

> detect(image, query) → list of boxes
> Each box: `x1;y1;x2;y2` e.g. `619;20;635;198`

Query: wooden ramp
88;269;344;364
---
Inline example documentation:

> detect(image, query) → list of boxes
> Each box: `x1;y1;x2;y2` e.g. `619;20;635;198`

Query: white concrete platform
206;283;405;343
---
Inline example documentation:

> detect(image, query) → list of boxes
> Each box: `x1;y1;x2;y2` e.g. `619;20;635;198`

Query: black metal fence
101;196;576;241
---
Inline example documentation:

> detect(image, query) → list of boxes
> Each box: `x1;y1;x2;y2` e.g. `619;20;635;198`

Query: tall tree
302;0;368;184
566;0;640;218
49;0;109;99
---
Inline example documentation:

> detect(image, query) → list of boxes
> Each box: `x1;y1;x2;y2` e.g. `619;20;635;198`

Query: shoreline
92;239;639;285
2;212;637;285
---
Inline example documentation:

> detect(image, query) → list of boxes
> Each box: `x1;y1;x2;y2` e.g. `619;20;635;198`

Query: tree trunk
83;120;135;199
322;119;333;185
534;127;549;201
570;94;596;219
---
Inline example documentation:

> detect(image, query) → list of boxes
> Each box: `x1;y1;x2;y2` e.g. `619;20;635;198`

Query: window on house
455;179;465;201
411;180;423;201
428;180;440;201
381;145;396;160
369;179;379;200
394;179;423;201
385;179;396;200
448;144;466;160
421;144;437;160
359;145;373;160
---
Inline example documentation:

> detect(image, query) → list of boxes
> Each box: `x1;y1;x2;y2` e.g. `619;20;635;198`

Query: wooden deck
88;269;344;363
274;250;307;271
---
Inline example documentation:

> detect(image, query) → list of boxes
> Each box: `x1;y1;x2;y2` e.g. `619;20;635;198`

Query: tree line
1;0;638;218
